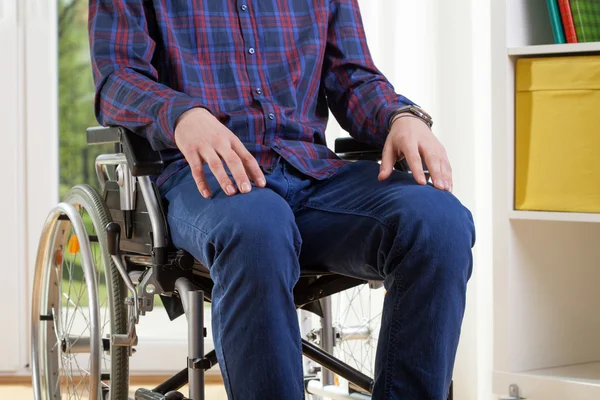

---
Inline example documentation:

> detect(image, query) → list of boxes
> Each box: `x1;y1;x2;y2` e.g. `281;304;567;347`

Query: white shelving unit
508;41;600;56
492;0;600;399
509;211;600;224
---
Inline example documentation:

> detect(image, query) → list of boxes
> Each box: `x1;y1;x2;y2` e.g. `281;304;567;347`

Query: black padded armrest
334;136;428;175
334;136;380;157
86;126;164;177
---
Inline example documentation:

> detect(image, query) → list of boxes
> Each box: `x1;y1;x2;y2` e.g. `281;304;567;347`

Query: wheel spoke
73;355;92;396
331;284;384;379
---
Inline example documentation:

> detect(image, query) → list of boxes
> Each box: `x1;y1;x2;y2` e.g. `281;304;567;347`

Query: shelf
509;210;600;223
527;362;600;385
494;363;600;399
508;42;600;56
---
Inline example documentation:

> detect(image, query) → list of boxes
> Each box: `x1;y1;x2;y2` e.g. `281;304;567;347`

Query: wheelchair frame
33;125;449;400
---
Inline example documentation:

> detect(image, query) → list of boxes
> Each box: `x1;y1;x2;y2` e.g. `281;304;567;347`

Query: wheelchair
30;126;451;400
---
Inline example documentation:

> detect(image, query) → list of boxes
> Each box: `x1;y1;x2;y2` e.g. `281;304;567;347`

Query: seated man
89;1;475;398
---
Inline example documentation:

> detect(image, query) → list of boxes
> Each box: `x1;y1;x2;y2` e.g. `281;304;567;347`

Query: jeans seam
384;267;405;398
300;202;398;231
215;278;236;400
282;163;293;201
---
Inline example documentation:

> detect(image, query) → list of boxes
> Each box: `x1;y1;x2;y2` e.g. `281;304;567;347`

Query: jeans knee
394;188;475;281
207;191;302;285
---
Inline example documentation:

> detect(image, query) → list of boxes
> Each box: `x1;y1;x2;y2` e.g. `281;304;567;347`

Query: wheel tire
32;184;129;399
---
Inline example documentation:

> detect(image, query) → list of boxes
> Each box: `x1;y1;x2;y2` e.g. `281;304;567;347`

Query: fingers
378;142;396;181
404;146;427;185
423;148;453;191
205;139;266;196
220;149;253;194
423;152;443;190
232;140;266;187
175;108;264;197
188;154;211;199
440;152;454;192
204;151;238;196
444;158;454;192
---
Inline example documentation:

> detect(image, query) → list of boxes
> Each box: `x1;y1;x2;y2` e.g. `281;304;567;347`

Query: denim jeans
159;158;475;400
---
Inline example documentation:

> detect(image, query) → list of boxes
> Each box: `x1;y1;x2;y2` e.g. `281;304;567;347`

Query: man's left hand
378;115;453;192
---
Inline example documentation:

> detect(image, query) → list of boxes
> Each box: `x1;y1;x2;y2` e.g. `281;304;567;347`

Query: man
89;1;475;398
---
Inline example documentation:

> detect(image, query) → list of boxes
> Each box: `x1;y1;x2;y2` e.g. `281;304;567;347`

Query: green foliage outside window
59;0;112;198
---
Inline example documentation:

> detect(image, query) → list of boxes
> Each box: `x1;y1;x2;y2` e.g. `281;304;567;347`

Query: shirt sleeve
323;0;415;148
88;0;206;150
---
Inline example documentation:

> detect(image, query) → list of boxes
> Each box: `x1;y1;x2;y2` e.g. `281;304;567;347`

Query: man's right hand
174;108;266;199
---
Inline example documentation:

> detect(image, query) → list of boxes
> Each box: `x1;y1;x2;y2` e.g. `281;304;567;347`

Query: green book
546;0;567;43
571;0;600;42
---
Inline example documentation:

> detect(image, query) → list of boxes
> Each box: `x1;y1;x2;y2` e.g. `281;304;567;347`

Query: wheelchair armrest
334;136;431;176
86;126;164;177
334;137;381;160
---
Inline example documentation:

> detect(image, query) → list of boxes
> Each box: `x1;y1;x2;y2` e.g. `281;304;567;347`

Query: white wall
0;0;26;372
0;0;58;375
353;2;494;399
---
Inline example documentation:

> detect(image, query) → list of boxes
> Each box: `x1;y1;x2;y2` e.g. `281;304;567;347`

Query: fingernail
258;178;266;187
201;190;210;198
227;185;236;195
241;182;251;193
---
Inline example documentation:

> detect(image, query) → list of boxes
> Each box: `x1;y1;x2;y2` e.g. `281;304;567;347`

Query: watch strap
388;106;433;130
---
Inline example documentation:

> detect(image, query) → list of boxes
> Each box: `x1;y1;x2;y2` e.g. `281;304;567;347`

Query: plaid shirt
89;0;414;185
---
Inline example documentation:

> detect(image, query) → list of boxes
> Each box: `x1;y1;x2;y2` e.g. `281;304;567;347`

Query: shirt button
248;48;255;55
240;4;248;11
255;88;263;95
268;113;275;120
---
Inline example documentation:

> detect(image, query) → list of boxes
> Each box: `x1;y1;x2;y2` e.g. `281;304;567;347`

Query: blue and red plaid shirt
89;0;414;185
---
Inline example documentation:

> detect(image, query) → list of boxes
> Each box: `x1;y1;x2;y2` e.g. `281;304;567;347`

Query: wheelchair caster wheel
164;390;187;400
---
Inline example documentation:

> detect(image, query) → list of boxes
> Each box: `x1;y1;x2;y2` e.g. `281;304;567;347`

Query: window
58;0;111;198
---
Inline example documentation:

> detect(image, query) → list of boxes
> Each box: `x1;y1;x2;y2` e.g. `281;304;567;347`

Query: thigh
295;160;473;280
159;165;299;267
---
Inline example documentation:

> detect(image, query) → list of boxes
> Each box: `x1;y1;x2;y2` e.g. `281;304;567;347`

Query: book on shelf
571;0;600;42
559;0;578;43
546;0;567;43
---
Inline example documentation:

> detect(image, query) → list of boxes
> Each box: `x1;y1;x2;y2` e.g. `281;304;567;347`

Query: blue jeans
159;159;475;400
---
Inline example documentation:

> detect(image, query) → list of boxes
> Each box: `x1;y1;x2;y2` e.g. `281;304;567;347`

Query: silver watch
388;105;433;130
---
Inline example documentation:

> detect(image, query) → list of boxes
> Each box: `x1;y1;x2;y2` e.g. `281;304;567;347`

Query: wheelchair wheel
332;283;383;380
31;184;129;400
304;283;383;399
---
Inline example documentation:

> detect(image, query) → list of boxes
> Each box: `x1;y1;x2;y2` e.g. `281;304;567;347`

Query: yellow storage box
515;55;600;213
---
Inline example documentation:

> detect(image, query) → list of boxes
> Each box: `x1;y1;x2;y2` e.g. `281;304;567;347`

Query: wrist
388;105;433;131
390;113;431;130
175;107;210;132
